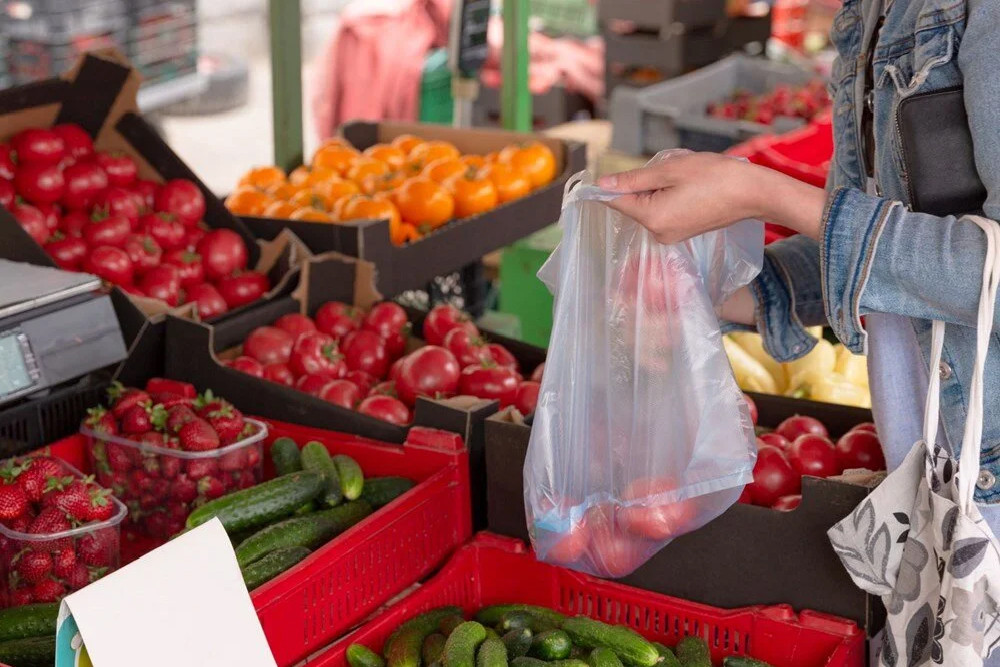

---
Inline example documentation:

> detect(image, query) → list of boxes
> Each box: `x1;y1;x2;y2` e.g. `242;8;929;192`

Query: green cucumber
500;629;532;658
512;659;587;667
443;622;487;667
271;437;302;475
0;604;57;642
240;546;310;590
385;607;463;667
333;454;364;500
675;637;710;667
528;629;571;660
498;612;533;633
476;605;565;630
440;614;466;637
560;617;659;667
423;633;448;664
722;658;774;667
0;635;55;667
484;628;499;641
588;647;624;667
301;441;344;506
476;637;508;667
652;643;681;667
349;644;387;667
362;476;415;508
569;646;588;660
186;471;325;533
235;500;372;567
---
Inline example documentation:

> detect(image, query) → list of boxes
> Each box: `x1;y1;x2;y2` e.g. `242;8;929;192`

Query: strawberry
194;389;225;416
25;456;63;479
29;507;70;535
158;394;193;409
11;588;33;606
16;551;52;584
178;418;219;452
3;514;32;533
52;547;76;579
106;444;134;472
197;476;225;500
83;406;118;436
184;458;218;480
204;404;244;443
238;472;257;490
145;378;196;399
139;431;169;448
50;481;92;523
145;512;170;538
139;494;160;510
86;486;114;522
0;482;29;521
107;382;151;419
160;453;181;480
32;578;65;603
141;455;161;478
218;448;247;471
66;563;90;590
120;404;153;434
77;532;115;567
245;445;261;469
164;405;196;434
16;465;49;503
171;476;198;502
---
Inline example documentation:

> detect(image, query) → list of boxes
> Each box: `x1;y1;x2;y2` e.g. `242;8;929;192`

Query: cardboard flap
300;252;382;314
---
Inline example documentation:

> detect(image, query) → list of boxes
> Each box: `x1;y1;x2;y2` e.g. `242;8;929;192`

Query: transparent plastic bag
524;151;764;578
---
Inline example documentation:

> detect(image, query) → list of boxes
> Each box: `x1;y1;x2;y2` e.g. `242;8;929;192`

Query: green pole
501;0;531;131
268;0;304;171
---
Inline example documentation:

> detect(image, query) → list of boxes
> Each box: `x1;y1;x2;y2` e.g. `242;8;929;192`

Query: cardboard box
0;52;308;346
486;389;885;634
241;121;586;298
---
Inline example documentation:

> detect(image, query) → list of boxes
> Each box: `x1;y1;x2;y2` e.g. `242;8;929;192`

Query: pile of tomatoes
706;79;830;125
741;395;885;511
0;124;269;318
225;302;543;425
226;133;558;246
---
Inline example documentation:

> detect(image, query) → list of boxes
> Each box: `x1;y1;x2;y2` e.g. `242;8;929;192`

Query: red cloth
311;0;452;140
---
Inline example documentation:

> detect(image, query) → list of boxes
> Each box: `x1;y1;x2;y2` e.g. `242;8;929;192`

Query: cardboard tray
0;52;307;346
485;389;885;635
241;121;586;298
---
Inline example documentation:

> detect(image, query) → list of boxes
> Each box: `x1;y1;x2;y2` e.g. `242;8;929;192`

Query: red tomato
139;264;181;306
389;357;405;382
358;395;410;425
530;363;544;383
757;432;792;452
296;373;335;396
737;487;753;504
585;504;646;578
35;202;60;233
788;434;840;478
52;124;93;161
60;210;90;237
141;212;186;251
132;179;159;211
458;363;519;406
45;234;88;270
319;379;362;409
83;245;134;285
14;162;65;204
273;313;317;342
11;203;50;244
363;302;409;345
60;161;108;210
746;445;800;507
243;326;295;365
486;343;518;371
197;229;248;280
11;128;64;164
263;362;295;386
123;234;162;273
290;332;347;379
84;214;130;248
542;521;590;565
93;187;141;225
744;394;758;425
443;327;490;367
344;370;376;395
0;144;14;180
162;249;203;287
776;414;828;441
423;304;476;346
514;381;540;416
315;301;364;339
368;380;398;398
340;330;389;378
851;422;878;434
94;152;137;187
395;346;461;406
184;224;206;250
226;356;264;378
216;272;270;309
0;178;14;209
155;179;205;226
184;283;228;319
835;430;886;472
619;477;699;541
771;494;802;511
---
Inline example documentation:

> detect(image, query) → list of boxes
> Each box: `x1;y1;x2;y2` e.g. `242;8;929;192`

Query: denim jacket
749;0;1000;503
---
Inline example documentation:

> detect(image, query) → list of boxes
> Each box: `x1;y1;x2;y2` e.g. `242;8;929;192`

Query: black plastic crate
473;84;592;129
598;0;727;32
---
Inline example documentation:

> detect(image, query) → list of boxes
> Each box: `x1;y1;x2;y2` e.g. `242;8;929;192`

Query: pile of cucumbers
346;605;775;667
186;437;414;590
0;603;58;667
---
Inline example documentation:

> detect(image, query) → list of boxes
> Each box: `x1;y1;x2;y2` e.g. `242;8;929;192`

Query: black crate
473;84;593;130
598;0;727;32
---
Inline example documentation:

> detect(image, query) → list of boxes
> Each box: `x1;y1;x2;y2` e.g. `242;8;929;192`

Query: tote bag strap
923;216;1000;512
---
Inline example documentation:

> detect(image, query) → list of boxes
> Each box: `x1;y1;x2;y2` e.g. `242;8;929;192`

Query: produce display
347;604;776;667
724;329;870;408
226;135;558;245
226;303;544;424
0;603;58;666
0;124;270;318
80;380;267;539
0;453;125;608
705;80;830;125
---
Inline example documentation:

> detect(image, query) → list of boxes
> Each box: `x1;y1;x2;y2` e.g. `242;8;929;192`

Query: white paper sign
55;519;276;667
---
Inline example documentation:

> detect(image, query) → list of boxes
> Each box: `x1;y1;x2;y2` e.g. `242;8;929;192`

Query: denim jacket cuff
821;187;895;355
749;251;818;362
976;443;1000;504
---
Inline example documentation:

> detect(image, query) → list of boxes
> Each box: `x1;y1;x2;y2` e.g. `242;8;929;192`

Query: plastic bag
524;151;764;578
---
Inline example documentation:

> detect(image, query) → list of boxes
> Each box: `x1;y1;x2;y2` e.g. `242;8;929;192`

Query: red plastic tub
313;533;865;667
38;419;472;667
748;115;834;188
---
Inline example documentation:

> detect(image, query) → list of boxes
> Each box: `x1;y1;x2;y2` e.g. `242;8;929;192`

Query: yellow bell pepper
810;373;872;408
783;338;836;389
723;337;778;394
835;344;870;388
727;332;787;393
806;326;824;340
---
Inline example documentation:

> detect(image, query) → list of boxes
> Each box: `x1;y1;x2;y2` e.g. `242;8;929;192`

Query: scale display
0;331;34;398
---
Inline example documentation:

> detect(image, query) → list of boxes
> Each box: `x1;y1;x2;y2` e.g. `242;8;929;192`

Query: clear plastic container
0;457;126;608
80;418;268;539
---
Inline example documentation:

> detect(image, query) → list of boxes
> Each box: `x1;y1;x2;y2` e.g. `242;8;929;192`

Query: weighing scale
0;260;127;408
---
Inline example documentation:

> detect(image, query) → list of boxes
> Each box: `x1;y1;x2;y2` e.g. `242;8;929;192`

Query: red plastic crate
37;419;472;667
748;116;833;188
312;533;865;667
